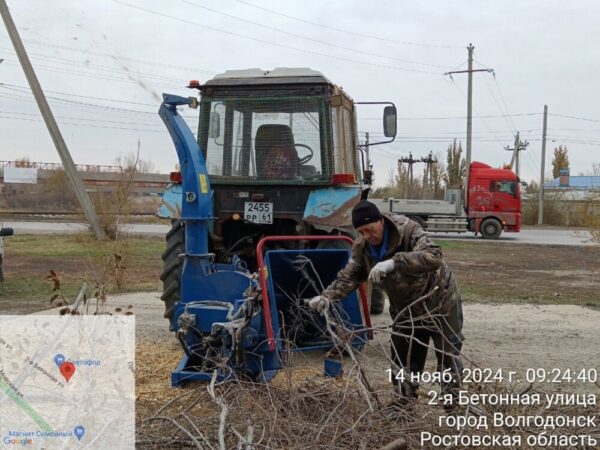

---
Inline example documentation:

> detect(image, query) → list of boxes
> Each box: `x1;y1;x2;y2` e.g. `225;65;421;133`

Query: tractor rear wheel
160;219;185;329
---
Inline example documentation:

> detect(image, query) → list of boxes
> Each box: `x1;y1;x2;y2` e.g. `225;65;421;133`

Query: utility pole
0;0;106;240
365;132;371;169
363;132;374;185
538;105;548;225
466;44;473;185
445;44;493;199
505;132;529;179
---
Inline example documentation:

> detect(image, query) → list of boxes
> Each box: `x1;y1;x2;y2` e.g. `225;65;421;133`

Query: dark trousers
390;300;463;399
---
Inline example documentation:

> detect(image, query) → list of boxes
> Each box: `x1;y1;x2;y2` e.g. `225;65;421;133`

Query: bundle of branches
136;254;600;449
136;369;600;449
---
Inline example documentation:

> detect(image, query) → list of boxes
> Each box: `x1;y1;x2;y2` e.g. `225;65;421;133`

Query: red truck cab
467;162;522;239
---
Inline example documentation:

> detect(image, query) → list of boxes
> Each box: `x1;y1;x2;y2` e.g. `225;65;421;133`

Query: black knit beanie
351;200;382;228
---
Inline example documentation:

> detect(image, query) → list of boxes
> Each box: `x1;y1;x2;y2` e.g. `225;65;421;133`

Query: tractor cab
197;68;361;186
169;68;397;265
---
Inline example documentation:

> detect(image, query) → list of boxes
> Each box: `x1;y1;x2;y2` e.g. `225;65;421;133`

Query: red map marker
59;361;76;382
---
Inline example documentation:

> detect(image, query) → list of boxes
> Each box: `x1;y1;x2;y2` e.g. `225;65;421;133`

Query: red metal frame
256;235;372;351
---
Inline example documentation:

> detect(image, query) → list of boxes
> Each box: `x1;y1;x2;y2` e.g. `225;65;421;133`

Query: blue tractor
158;68;396;385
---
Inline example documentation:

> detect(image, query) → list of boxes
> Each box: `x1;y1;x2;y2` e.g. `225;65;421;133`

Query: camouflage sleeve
322;244;368;301
392;224;443;275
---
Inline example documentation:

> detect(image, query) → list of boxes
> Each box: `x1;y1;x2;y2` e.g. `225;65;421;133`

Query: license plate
244;202;273;224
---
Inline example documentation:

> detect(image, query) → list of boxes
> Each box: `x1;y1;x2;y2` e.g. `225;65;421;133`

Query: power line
110;0;443;74
1;82;158;106
481;71;517;133
179;0;452;70
235;0;461;48
0;109;163;127
0;35;216;74
359;112;541;120
549;113;600;123
1;59;183;90
0;113;163;132
0;46;189;84
0;89;199;127
448;77;508;151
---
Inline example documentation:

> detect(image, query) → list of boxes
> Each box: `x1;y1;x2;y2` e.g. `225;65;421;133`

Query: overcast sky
1;0;599;186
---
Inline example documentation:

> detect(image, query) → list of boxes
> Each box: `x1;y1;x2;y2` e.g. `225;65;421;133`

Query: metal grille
202;95;330;183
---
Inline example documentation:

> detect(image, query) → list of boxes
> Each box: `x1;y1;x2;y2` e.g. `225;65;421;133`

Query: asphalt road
3;220;597;246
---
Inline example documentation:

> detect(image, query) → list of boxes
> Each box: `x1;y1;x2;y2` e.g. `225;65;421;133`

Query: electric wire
109;0;444;75
179;0;452;69
234;0;462;48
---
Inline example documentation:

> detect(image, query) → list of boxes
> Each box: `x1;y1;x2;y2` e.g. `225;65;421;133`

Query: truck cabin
468;164;521;207
194;68;362;186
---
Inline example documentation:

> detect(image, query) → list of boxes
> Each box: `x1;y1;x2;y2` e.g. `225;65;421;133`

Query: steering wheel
295;143;314;164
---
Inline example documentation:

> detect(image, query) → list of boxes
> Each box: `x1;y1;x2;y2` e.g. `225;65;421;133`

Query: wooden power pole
0;0;106;240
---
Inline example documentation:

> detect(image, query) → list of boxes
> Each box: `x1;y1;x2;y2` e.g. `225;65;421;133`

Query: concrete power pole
538;105;548;225
0;0;106;240
445;44;493;200
466;43;474;190
505;132;529;179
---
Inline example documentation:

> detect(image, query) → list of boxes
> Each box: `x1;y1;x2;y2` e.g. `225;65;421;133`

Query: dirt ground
4;240;599;315
441;242;600;305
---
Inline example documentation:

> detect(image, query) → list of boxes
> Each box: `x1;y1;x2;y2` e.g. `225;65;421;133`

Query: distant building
544;169;600;199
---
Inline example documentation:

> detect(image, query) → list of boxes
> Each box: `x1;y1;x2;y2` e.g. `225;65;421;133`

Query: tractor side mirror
383;105;397;138
209;111;221;139
0;228;14;237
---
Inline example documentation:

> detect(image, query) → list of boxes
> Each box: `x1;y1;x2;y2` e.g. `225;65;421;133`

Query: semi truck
371;161;522;239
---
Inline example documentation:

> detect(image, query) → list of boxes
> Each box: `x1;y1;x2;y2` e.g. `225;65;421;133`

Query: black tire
480;218;502;240
0;254;4;282
160;220;185;328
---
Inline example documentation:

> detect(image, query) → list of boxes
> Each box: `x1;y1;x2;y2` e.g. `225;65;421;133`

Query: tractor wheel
480;218;503;240
160;219;185;328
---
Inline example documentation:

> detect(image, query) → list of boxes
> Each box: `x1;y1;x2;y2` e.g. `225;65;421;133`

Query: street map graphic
0;315;135;449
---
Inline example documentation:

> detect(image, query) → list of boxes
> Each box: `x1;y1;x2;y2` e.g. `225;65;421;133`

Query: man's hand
368;259;395;284
308;295;330;314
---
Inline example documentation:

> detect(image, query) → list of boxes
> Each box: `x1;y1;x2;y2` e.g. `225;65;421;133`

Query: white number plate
244;202;273;224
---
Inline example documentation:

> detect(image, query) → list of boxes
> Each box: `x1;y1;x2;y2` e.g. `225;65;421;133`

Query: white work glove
308;295;330;314
368;259;395;284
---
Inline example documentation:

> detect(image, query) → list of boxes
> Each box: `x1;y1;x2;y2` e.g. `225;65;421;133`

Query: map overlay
0;315;135;449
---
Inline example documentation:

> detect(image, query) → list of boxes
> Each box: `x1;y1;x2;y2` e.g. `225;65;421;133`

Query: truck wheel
480;218;502;240
160;220;185;328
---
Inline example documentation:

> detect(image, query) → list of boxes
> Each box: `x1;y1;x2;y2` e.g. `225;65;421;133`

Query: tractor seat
255;124;299;179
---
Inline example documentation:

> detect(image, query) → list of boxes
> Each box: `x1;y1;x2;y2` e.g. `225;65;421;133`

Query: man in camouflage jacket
309;200;464;406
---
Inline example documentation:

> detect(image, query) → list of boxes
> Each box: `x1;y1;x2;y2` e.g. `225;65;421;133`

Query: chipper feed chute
171;236;372;386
